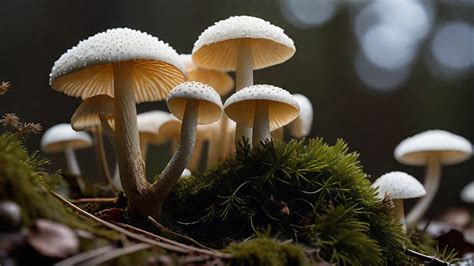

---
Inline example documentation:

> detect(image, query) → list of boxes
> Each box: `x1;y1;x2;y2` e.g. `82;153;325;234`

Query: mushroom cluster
43;17;315;219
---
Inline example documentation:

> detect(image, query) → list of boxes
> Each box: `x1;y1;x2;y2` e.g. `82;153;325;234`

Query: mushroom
288;94;314;139
155;81;223;211
224;85;300;146
372;171;426;230
394;130;472;225
71;94;116;190
49;28;185;216
192;16;295;146
41;123;92;180
461;181;474;203
181;168;192;178
137;110;175;160
0;201;22;232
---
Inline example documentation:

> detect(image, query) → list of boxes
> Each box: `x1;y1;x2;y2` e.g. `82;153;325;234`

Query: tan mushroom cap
41;123;93;153
192;16;295;71
50;28;185;103
180;54;234;95
224;85;299;130
137;110;174;144
167;81;223;125
71;94;115;131
395;130;473;166
372;171;426;200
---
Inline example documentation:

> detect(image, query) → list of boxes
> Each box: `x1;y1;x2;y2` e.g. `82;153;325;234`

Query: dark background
0;0;472;217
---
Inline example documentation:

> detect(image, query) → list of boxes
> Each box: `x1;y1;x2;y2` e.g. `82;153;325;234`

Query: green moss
0;133;117;239
226;237;310;266
166;139;411;265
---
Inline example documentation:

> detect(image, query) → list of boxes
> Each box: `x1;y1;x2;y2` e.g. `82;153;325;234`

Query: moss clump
166;139;411;265
0;133;116;239
226;237;310;266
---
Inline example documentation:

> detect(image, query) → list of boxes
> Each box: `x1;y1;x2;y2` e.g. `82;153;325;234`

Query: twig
405;248;448;265
55;244;116;266
147;216;211;251
51;191;189;254
78;243;151;265
115;222;230;258
73;197;117;204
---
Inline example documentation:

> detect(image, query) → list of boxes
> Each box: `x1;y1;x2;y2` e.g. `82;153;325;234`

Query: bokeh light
280;0;338;28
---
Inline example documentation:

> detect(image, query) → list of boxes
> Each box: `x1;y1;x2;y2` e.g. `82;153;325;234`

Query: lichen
165;139;412;265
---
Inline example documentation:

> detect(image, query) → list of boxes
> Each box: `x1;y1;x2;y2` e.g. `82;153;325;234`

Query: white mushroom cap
167;81;223;125
394;130;473;166
50;28;185;103
461;181;474;203
71;94;115;131
137;111;175;145
372;171;426;200
192;16;295;71
181;168;192;177
288;94;313;138
180;54;234;96
224;85;300;130
41;123;93;153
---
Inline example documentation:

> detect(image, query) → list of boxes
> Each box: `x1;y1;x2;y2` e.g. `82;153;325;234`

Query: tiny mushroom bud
41;123;92;177
181;168;192;178
461;181;474;203
288;94;314;139
224;85;299;146
372;171;426;230
193;16;295;146
394;130;472;225
154;81;223;213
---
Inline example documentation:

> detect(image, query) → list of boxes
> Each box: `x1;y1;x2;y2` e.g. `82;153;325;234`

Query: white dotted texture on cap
224;84;300;130
71;95;115;131
372;171;426;200
167;81;223;125
137;111;175;144
180;54;234;95
288;94;313;138
395;130;473;166
192;16;295;71
50;28;185;103
41;123;93;153
461;181;474;203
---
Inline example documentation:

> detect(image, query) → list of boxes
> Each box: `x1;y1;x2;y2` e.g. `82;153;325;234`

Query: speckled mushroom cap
41;123;93;153
461;181;474;203
180;54;234;95
137;111;174;144
394;130;473;166
50;28;185;103
372;171;426;200
167;81;223;125
71;95;115;131
192;16;295;71
224;85;299;130
288;94;313;138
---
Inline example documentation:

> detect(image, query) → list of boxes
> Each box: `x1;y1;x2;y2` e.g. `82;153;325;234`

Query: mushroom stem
252;102;270;146
234;42;253;147
64;145;86;193
112;62;147;207
188;140;204;172
92;126;114;190
154;100;199;214
219;116;230;158
393;199;406;231
406;157;441;226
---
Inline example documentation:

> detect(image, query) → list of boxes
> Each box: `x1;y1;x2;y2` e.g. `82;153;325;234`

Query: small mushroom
181;168;192;178
372;171;426;230
461;181;474;203
224;85;299;146
192;16;295;146
71;94;116;190
155;81;222;210
137;110;174;160
0;201;22;232
288;94;314;139
41;123;92;178
394;130;472;225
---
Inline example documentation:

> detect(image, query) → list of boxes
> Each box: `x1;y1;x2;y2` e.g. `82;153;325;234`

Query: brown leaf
27;219;79;258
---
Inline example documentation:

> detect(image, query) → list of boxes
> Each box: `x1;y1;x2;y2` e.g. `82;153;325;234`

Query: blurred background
0;0;472;218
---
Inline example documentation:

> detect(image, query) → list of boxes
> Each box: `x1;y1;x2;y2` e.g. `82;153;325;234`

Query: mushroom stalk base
153;100;199;216
393;199;406;231
234;42;253;147
112;62;147;214
252;102;270;146
406;157;441;226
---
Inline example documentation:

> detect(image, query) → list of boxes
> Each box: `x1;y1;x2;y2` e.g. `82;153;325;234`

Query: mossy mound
166;139;411;265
